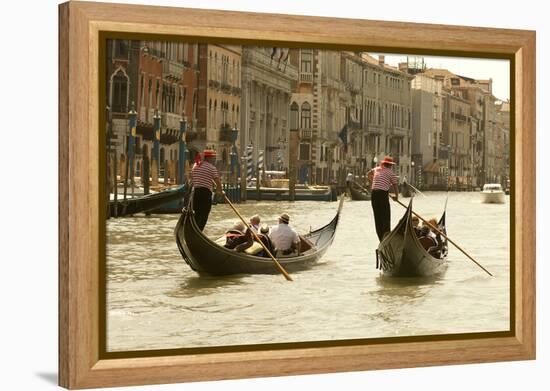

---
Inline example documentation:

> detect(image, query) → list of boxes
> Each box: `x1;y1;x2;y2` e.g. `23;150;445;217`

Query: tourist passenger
224;222;249;250
269;213;300;255
250;215;261;233
367;156;400;241
418;225;437;252
255;225;276;258
191;149;223;231
411;216;421;237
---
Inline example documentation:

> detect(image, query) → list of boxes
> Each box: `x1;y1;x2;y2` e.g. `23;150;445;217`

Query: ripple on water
106;193;510;351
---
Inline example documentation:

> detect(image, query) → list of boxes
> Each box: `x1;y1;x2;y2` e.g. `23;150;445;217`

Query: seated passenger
224;222;253;252
257;225;276;257
269;213;299;256
411;216;421;237
418;225;437;252
249;214;261;233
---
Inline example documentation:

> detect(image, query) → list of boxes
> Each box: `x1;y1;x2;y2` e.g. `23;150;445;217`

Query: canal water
106;192;510;352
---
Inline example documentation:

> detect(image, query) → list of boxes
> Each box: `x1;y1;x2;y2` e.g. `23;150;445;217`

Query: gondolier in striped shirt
367;156;399;241
191;149;223;231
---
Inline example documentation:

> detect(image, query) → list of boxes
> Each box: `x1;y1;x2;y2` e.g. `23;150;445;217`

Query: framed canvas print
59;1;536;389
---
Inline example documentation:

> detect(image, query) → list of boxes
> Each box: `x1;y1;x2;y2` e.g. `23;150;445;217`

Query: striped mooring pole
246;144;254;187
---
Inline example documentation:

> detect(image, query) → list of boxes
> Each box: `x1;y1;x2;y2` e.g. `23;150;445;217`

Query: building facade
107;39;199;185
410;74;444;188
195;44;242;177
240;47;298;172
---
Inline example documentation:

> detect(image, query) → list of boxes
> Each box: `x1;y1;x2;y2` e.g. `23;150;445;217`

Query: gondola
376;198;448;277
349;184;371;201
174;195;344;276
109;185;185;217
400;182;412;198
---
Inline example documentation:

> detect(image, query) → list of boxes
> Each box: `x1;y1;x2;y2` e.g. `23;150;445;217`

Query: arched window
301;102;311;128
290;102;299;130
111;70;128;113
155;80;160;109
148;79;153;108
139;74;144;106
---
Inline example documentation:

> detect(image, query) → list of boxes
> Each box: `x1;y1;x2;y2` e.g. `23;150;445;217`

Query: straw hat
279;213;290;224
203;149;217;158
381;156;395;165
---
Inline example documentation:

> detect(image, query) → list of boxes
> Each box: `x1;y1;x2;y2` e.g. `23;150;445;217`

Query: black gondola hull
109;185;185;217
349;185;371;201
377;199;448;277
175;197;343;276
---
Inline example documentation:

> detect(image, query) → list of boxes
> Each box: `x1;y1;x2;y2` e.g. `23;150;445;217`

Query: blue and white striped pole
128;104;137;177
178;116;187;185
246;144;253;187
153;110;161;165
258;149;264;184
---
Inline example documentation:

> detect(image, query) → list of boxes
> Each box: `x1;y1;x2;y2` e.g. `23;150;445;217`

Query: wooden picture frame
59;1;536;389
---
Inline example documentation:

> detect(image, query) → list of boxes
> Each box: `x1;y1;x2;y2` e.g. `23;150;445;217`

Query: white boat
480;183;505;204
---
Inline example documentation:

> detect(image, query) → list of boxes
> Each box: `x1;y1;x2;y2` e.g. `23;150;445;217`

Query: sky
371;53;510;101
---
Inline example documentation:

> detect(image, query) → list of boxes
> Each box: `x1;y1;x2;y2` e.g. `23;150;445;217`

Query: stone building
318;50;346;184
195;44;242;176
443;91;473;189
106;39;199;184
106;39;140;159
420;68;503;189
240;47;298;172
136;41;199;181
361;54;413;179
410;74;444;188
287;50;413;186
496;100;510;187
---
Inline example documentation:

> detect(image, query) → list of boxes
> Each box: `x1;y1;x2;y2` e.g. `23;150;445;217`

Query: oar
352;181;371;194
391;197;493;277
220;191;293;281
404;181;427;198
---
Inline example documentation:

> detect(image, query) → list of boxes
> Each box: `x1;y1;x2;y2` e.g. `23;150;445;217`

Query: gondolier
368;156;399;241
191;149;223;231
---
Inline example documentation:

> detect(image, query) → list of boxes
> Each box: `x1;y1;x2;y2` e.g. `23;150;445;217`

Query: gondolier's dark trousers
371;189;391;241
193;187;212;231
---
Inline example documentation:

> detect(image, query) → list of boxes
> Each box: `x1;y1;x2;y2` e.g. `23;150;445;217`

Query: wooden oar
220;191;293;281
352;180;371;194
391;197;493;277
404;181;427;198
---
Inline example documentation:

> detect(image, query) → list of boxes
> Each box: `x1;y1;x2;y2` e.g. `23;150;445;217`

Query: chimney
378;55;385;66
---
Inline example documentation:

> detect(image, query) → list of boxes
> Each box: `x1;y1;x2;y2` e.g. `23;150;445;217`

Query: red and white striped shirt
191;161;219;191
371;166;398;191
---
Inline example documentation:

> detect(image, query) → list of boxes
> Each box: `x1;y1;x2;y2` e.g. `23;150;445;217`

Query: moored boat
109;185;185;217
349;184;371;201
174;196;344;276
480;183;505;204
376;199;448;277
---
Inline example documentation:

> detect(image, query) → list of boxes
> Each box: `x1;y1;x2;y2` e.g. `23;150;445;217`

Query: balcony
161;112;182;130
163;60;184;80
300;128;313;139
389;127;410;138
209;79;220;90
186;129;206;143
219;129;233;142
300;73;313;83
243;49;298;81
231;86;242;96
221;82;232;94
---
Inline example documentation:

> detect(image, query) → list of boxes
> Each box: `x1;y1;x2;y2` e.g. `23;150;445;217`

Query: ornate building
240;47;298;171
195;44;242;176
